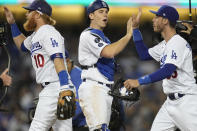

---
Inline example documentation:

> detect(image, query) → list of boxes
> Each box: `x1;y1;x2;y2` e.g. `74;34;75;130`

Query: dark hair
169;21;176;28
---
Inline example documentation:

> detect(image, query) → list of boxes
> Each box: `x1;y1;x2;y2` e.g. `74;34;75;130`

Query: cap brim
149;10;158;15
22;6;35;11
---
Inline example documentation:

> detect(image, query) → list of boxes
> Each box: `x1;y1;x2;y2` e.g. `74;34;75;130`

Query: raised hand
132;8;142;29
3;6;15;24
126;16;133;37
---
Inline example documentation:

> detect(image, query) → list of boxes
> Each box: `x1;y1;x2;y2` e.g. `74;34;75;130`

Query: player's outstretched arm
124;63;177;90
131;8;152;60
101;16;133;58
4;6;26;50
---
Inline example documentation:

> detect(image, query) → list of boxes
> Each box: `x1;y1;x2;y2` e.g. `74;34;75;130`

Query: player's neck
89;24;103;31
35;21;47;32
161;27;176;43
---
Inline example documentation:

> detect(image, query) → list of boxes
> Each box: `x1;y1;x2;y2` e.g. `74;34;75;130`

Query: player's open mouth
103;19;108;23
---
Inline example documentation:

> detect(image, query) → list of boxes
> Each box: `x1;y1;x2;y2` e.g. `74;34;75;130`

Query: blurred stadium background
0;0;197;131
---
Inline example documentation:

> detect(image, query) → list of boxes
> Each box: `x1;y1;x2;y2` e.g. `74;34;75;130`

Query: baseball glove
108;78;140;101
57;90;76;120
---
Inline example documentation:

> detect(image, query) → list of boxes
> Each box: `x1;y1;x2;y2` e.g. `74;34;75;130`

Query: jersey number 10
34;54;44;68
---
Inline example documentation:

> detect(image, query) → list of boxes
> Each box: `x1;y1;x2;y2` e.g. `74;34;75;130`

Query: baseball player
124;5;197;130
78;0;133;130
4;0;75;130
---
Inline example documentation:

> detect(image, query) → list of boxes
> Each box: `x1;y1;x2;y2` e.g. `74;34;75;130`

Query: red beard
23;16;36;32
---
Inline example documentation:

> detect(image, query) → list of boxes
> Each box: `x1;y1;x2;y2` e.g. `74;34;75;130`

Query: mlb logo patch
94;38;100;43
98;43;104;47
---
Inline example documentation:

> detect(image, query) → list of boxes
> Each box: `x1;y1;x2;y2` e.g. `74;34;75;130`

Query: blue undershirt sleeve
138;64;177;85
11;23;21;37
133;29;153;60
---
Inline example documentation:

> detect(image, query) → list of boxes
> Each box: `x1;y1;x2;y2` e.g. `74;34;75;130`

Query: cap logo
163;13;166;16
102;1;107;7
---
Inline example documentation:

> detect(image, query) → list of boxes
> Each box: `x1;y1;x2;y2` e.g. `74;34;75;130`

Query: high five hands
131;8;142;29
124;8;142;90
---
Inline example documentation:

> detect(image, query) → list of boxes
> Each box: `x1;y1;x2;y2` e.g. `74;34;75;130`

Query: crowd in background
0;21;166;131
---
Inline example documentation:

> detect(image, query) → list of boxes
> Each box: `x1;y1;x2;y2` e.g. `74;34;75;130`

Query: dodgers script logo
31;42;42;53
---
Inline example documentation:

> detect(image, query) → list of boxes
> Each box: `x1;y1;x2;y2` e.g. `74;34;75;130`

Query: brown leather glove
57;90;76;120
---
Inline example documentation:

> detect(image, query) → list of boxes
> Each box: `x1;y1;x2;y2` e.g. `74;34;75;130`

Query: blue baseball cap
150;5;179;24
23;0;52;16
87;0;109;15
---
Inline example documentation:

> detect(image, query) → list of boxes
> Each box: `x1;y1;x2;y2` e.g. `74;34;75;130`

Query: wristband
58;70;68;86
50;53;63;60
11;23;21;37
133;28;143;42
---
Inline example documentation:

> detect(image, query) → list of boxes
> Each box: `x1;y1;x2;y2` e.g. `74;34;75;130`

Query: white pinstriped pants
29;82;72;131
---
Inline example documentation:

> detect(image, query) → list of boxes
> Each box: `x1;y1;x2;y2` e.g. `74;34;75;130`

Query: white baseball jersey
78;29;113;84
23;25;66;84
149;34;197;94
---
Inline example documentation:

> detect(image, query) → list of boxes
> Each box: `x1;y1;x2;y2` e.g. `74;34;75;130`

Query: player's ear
89;13;94;20
33;12;40;19
162;18;168;25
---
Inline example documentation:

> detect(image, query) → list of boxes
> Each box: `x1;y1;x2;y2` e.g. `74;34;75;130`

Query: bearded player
4;0;75;130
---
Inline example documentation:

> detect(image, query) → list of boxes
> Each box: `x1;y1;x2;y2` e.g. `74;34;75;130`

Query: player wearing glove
4;0;75;130
57;89;76;120
78;0;133;130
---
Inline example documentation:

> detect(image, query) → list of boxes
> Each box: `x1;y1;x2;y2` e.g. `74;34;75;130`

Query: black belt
168;93;185;100
81;64;97;70
83;79;113;88
41;82;50;88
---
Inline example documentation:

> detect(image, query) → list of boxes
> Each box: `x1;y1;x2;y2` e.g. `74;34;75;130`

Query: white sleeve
164;39;187;68
23;35;32;51
81;32;108;58
42;30;65;56
148;42;164;62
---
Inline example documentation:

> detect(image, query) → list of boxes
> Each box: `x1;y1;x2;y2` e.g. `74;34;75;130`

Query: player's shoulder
174;34;187;42
80;28;93;39
170;34;187;46
81;28;92;35
80;27;103;40
40;25;61;36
